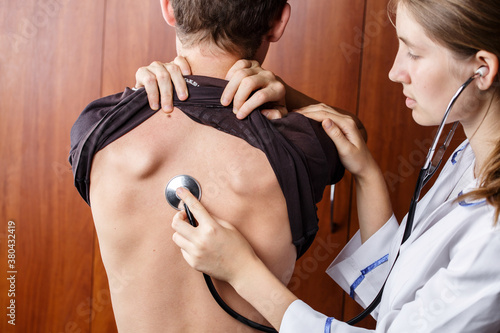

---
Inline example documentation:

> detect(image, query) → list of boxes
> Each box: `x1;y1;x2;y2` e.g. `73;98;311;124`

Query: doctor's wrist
230;254;266;293
352;158;382;185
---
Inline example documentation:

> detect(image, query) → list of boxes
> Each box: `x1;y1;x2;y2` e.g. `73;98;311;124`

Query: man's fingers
225;59;257;80
135;67;161;110
135;60;192;113
261;107;287;120
222;68;257;107
155;71;174;113
173;56;192;76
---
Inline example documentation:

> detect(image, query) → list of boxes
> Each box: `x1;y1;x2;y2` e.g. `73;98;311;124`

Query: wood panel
0;1;105;333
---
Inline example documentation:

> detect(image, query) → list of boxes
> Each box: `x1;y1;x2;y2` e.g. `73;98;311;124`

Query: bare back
89;107;296;332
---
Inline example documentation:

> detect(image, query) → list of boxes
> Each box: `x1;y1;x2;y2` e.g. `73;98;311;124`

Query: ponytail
461;139;500;223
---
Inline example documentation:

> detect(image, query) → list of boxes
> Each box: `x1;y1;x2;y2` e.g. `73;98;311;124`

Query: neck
461;95;500;176
177;41;242;80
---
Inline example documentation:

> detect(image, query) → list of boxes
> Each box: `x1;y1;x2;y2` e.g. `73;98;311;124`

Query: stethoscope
163;67;488;332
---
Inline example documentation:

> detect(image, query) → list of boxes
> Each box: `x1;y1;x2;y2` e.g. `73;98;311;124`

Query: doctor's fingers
172;230;206;271
296;103;350;120
172;211;224;274
321;119;356;153
175;187;220;229
300;109;361;141
171;210;216;255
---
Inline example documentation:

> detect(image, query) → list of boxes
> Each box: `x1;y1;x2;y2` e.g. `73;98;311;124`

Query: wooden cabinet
2;0;456;331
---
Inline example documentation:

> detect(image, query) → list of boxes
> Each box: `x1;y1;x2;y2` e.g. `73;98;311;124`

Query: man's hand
135;57;191;113
223;59;287;120
135;58;288;120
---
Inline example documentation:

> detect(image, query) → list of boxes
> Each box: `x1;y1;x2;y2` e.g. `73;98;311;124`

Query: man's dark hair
171;0;287;59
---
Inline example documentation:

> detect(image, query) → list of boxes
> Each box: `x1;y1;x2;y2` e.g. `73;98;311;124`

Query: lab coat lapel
402;142;474;247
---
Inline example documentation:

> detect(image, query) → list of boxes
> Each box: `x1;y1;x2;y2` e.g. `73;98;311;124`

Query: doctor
139;0;500;331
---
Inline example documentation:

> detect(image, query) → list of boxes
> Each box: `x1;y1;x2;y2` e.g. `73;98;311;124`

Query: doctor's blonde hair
389;0;500;222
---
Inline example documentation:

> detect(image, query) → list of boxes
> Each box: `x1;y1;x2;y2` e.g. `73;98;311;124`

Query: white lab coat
280;141;500;332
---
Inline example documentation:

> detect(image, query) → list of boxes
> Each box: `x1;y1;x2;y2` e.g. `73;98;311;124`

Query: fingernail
163;104;173;112
221;97;229;106
152;103;159;110
323;119;333;129
262;110;270;118
178;92;187;100
176;187;185;196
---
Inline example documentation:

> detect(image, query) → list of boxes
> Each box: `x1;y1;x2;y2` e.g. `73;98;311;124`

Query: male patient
69;0;344;332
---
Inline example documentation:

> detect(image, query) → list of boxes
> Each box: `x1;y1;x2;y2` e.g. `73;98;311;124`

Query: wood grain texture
0;1;105;332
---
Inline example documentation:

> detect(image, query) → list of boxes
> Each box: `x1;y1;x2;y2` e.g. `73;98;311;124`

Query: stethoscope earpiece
475;66;489;78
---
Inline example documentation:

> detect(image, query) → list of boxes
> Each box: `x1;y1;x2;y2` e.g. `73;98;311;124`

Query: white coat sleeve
327;215;400;310
279;216;399;333
280;300;371;333
280;219;500;332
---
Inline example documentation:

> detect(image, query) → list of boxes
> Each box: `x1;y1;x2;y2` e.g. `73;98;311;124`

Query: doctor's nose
388;54;410;84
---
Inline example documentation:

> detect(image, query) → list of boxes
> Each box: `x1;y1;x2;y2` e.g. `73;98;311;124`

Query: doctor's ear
474;51;499;91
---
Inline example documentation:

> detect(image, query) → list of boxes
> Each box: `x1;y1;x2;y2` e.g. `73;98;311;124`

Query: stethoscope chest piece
165;174;202;210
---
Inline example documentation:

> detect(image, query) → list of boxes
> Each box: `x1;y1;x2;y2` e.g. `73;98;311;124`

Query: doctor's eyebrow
398;36;420;50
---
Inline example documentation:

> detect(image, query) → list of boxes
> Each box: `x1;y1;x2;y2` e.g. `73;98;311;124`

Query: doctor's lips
404;92;417;109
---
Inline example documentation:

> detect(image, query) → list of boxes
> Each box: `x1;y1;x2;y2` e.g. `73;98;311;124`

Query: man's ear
475;50;499;90
160;0;176;27
267;3;291;43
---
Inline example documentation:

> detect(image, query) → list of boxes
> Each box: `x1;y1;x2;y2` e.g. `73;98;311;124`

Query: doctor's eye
407;52;420;60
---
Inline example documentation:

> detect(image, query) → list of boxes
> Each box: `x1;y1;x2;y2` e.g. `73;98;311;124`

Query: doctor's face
388;4;474;126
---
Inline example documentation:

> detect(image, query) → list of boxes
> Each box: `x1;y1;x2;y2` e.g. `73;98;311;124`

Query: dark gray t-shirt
69;75;344;258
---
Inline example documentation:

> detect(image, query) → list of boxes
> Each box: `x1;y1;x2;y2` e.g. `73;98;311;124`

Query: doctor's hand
135;57;192;113
171;187;260;285
297;104;376;180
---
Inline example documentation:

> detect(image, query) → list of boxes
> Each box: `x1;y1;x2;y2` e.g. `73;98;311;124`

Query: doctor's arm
172;188;378;333
171;187;297;330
